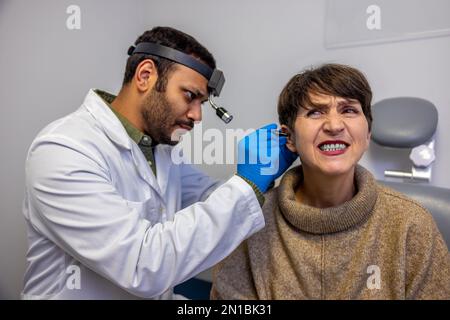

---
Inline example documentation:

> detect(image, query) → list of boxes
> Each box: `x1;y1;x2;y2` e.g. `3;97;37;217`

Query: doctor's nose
187;102;202;123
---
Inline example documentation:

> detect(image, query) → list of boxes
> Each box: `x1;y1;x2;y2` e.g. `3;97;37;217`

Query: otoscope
128;42;233;124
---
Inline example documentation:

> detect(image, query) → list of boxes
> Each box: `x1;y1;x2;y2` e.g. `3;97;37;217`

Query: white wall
1;0;449;298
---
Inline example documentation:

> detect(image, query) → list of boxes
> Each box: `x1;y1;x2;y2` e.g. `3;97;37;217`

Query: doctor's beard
141;87;193;146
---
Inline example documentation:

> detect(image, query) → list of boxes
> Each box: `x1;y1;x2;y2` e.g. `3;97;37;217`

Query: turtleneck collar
277;165;378;234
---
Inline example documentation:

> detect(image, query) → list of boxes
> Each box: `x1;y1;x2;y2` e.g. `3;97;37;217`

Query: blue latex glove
237;123;298;193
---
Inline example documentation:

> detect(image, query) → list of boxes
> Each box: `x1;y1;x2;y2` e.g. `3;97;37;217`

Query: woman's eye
343;107;358;114
306;109;322;117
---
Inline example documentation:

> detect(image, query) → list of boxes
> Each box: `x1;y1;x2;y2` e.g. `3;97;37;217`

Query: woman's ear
280;124;297;153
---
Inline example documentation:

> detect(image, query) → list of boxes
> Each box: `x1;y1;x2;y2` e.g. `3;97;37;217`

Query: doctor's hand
237;123;298;193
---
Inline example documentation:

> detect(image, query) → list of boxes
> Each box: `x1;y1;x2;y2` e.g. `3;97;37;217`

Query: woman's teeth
319;143;347;151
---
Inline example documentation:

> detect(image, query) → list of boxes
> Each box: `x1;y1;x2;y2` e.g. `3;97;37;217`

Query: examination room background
1;0;449;299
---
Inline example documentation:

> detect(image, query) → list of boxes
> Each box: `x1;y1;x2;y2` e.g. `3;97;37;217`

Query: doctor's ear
280;124;297;153
134;59;158;92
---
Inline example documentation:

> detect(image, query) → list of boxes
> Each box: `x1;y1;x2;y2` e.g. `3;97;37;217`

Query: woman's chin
314;162;356;177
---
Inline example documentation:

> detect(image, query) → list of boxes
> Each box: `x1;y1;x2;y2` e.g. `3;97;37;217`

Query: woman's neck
295;166;356;208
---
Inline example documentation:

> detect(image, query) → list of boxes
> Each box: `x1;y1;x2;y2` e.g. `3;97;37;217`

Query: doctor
22;26;297;299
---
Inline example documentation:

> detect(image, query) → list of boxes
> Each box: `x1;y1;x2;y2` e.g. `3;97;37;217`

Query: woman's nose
323;113;345;135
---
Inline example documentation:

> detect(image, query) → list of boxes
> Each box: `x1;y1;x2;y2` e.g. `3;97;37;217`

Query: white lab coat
22;89;264;299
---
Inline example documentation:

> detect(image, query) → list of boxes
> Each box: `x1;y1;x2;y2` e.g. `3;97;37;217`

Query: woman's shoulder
375;183;436;228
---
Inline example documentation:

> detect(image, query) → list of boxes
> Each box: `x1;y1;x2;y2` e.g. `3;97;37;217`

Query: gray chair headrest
371;97;438;148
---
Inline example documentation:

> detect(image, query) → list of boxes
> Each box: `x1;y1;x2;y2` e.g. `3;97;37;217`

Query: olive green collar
94;89;149;146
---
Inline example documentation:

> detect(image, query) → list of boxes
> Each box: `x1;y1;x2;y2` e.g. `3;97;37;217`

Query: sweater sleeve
405;209;450;300
210;241;259;300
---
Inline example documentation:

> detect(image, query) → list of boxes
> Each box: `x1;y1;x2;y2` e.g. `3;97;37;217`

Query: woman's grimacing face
285;92;371;177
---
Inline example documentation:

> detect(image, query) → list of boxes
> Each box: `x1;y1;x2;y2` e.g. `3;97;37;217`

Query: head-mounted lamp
128;42;233;123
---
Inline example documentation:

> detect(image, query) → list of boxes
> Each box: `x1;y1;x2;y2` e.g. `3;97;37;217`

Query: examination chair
371;97;450;248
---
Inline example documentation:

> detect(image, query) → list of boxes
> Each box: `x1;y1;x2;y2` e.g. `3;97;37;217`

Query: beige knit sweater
211;165;450;300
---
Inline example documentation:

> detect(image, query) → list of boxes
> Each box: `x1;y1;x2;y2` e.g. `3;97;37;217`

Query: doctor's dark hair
278;63;373;131
122;26;216;91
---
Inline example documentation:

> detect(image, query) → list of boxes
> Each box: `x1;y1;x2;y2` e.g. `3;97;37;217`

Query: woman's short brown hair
278;63;373;131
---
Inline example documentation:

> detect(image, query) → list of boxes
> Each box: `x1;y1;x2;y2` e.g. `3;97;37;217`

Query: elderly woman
211;64;450;299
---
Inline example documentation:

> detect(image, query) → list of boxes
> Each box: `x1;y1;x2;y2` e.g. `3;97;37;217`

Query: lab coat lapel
84;89;164;197
154;144;173;197
129;145;163;196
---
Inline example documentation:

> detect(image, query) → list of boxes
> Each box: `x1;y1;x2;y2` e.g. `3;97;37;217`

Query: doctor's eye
184;90;196;102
